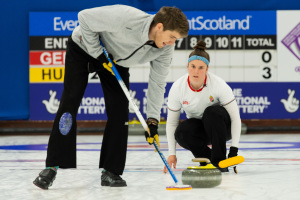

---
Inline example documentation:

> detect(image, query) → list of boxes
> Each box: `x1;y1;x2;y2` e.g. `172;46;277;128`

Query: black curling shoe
212;163;229;172
217;166;229;172
101;170;127;187
33;169;57;190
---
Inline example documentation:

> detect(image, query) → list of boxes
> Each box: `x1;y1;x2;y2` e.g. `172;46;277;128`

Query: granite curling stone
182;158;222;188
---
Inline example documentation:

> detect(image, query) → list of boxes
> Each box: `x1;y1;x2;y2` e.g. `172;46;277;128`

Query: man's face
153;23;182;48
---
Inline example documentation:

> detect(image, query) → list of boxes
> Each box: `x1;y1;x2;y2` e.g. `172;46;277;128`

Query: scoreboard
170;11;278;83
174;34;277;82
29;10;300;120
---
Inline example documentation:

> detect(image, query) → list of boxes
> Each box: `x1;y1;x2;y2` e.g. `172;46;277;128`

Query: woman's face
187;59;208;84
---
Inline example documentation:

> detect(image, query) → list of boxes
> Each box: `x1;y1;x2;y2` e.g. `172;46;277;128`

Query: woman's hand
163;155;177;173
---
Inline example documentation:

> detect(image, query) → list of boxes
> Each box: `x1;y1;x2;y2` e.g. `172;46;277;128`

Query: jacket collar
141;15;155;44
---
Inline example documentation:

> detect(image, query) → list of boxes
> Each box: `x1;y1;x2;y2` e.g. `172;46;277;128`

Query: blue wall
1;0;300;120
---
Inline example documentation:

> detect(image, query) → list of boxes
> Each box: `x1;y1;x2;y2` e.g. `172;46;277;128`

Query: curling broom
99;39;192;191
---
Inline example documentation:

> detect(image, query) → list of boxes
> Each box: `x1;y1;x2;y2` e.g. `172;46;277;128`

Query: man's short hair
152;7;189;37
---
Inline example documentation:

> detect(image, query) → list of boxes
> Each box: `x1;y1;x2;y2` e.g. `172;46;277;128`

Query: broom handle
99;39;178;184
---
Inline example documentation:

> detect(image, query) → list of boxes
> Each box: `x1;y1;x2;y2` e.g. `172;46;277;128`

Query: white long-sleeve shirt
166;72;241;155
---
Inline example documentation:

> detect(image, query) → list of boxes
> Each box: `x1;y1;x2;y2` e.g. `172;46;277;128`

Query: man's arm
146;46;174;121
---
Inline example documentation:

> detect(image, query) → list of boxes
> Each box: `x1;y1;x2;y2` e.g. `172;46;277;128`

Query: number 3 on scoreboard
260;50;276;81
262;66;272;79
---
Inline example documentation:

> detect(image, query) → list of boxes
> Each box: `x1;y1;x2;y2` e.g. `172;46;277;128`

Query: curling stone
182;158;222;188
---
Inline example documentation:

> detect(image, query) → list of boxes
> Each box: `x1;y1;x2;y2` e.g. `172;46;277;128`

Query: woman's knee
203;106;229;122
175;118;201;134
174;118;203;143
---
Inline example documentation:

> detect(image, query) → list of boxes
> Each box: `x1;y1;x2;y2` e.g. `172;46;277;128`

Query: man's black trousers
46;37;129;175
174;106;232;165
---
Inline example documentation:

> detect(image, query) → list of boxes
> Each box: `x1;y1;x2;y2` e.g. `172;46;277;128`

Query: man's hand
163;155;177;173
144;118;159;146
88;53;115;74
